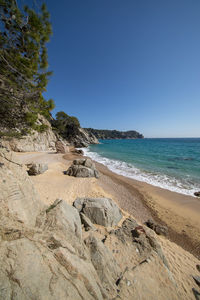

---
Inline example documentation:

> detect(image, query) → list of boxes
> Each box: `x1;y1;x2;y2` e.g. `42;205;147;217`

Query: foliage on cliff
85;128;144;139
52;111;80;139
0;0;54;136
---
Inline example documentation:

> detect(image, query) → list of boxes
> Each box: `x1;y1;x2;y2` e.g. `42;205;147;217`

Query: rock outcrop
1;115;98;152
69;128;99;148
74;197;122;227
0;147;185;299
145;219;168;236
66;158;99;178
1;115;57;152
27;163;48;175
85;234;121;295
0;146;43;227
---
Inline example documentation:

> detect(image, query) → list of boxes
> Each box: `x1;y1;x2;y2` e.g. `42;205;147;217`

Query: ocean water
82;138;200;196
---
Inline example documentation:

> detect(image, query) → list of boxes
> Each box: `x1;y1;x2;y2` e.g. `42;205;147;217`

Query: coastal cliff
0;113;98;152
1;115;58;152
67;127;99;147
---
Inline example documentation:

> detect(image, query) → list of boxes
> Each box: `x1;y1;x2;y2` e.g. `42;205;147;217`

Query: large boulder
55;140;69;154
66;158;99;178
73;197;122;227
43;199;82;241
27;163;48;175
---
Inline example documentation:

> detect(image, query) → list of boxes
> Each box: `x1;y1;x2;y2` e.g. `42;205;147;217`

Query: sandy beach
16;150;200;260
96;162;200;259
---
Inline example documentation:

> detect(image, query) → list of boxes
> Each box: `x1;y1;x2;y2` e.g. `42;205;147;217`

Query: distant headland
84;128;144;140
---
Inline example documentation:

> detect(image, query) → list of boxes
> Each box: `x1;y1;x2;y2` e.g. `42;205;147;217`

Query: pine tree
0;0;54;134
52;111;80;139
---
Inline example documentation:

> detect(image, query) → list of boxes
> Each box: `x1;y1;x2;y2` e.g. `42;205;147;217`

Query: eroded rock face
80;212;97;232
1;115;57;152
85;234;121;297
66;159;99;178
73;197;122;227
145;219;168;236
69;128;99;148
0;147;43;227
27;163;48;175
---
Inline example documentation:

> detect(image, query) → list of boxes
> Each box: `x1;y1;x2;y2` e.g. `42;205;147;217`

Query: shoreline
16;150;200;259
94;160;200;259
67;151;200;259
83;148;199;198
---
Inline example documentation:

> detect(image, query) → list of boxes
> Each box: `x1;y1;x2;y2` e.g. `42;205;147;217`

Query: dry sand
15;150;200;299
96;162;200;259
16;151;200;260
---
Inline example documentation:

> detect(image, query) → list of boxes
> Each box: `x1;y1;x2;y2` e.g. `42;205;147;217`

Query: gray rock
84;158;95;169
192;288;200;300
145;219;168;236
72;149;84;155
73;158;87;165
113;218;139;243
194;191;200;197
80;212;96;231
44;199;82;240
27;163;48;175
73;197;85;212
85;234;121;298
0;236;104;300
197;265;200;273
73;197;122;227
193;276;200;287
66;159;99;178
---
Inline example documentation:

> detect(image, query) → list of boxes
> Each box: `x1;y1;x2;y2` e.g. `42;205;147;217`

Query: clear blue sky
44;0;200;138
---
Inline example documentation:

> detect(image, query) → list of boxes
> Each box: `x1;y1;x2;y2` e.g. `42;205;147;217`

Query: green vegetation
85;128;144;139
0;0;54;135
52;111;80;139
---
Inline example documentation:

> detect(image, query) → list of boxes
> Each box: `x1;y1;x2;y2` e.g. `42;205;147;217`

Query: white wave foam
82;148;198;197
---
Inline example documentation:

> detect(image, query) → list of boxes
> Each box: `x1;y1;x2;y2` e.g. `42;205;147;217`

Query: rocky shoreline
0;147;197;299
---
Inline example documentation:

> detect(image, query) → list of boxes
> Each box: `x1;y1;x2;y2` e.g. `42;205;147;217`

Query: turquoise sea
83;138;200;196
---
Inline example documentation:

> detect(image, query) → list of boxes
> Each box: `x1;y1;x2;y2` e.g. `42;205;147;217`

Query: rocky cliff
69;127;99;148
0;115;98;152
0;145;194;299
1;115;58;152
